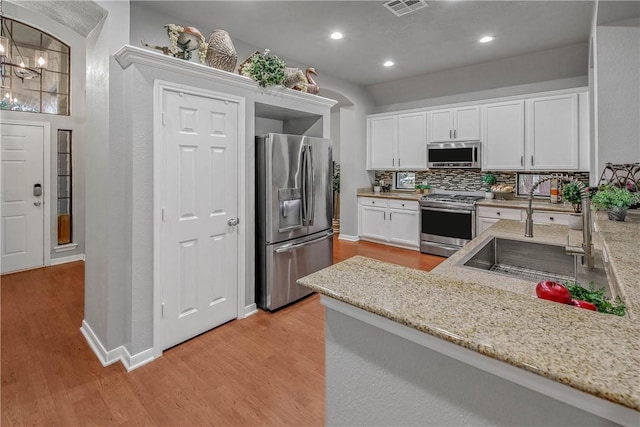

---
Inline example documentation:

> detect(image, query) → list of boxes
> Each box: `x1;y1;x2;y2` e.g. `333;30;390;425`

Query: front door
160;88;239;350
1;123;45;273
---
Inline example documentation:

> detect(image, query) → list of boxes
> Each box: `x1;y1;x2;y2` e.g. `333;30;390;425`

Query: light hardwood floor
1;236;443;426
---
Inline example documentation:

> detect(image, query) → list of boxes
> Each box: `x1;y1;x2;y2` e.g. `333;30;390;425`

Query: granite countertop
298;214;640;411
357;191;578;212
357;190;423;201
476;197;577;213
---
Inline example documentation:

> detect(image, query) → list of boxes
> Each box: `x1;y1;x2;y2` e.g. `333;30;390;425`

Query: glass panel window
0;17;70;115
57;130;72;245
395;172;416;190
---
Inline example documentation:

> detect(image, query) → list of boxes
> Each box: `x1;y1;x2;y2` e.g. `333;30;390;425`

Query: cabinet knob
496;211;501;216
550;217;554;221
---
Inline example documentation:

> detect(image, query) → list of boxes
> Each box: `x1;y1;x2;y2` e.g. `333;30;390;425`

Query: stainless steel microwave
427;141;481;168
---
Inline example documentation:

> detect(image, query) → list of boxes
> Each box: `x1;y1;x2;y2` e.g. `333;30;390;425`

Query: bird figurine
283;67;308;92
301;67;319;95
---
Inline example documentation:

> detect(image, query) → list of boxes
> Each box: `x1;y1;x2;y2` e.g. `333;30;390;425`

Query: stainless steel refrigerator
256;133;334;311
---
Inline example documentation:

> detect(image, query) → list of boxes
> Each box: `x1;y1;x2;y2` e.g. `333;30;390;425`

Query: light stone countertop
357;190;423;201
357;191;578;212
298;213;640;412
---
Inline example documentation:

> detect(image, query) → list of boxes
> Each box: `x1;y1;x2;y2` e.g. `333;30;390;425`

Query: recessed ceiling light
479;36;495;43
383;60;394;67
330;32;343;40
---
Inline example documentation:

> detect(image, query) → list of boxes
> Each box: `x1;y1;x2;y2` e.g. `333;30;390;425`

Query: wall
326;307;618;426
594;23;640;176
2;1;88;263
84;0;131;355
368;43;589;113
331;111;340;163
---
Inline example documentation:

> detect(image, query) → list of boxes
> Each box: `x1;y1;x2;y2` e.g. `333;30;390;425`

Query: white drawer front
359;197;389;208
477;206;522;221
388;199;419;211
532;212;570;225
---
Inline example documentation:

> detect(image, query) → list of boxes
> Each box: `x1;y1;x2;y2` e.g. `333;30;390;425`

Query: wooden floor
1;236;443;426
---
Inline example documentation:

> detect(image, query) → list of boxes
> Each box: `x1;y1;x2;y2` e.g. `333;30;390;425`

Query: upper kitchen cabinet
427;106;480;143
483;91;588;171
526;93;579;170
367;112;427;170
482;100;525;170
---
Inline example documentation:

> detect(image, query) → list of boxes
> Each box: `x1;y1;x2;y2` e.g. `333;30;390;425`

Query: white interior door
160;89;239;350
1;123;45;273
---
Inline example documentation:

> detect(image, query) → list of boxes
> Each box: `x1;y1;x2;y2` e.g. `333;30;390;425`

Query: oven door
420;206;475;247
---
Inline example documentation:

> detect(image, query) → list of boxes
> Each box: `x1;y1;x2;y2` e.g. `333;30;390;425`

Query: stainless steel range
419;192;484;257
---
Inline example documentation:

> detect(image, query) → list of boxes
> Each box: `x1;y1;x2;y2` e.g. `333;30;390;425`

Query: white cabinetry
526;93;578;170
482;100;525;170
428;106;480;142
359;197;419;250
476;206;522;234
476;205;572;234
482;92;586;171
367;112;427;170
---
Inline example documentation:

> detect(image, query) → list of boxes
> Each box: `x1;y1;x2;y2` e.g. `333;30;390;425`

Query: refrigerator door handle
274;230;334;253
301;145;308;225
308;145;315;226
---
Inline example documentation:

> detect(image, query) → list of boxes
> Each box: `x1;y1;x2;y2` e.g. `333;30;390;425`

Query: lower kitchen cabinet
476;204;572;234
359;197;419;250
477;205;522;234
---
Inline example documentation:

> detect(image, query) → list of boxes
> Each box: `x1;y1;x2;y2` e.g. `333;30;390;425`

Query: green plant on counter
564;281;626;317
562;182;583;213
482;172;497;191
591;185;638;210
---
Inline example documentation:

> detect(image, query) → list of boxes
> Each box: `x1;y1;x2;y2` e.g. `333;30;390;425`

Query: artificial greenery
332;169;340;193
482;172;497;191
562;182;583;213
565;281;626;317
415;184;431;190
591;185;639;210
241;49;286;87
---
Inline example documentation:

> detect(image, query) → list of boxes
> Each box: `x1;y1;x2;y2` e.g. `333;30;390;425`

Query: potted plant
562;182;583;213
591;185;639;221
482;172;496;199
239;49;286;87
414;184;431;194
373;181;381;193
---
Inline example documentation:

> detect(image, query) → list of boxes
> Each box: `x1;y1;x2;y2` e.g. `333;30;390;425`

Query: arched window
0;17;70;115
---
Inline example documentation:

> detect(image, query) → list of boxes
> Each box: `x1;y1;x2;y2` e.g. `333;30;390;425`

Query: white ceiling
136;0;606;87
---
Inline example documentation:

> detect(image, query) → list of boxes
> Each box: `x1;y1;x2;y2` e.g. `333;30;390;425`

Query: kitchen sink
458;237;613;297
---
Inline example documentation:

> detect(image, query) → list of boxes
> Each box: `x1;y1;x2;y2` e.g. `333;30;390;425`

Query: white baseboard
338;234;360;242
244;303;258;317
51;253;85;266
81;320;155;372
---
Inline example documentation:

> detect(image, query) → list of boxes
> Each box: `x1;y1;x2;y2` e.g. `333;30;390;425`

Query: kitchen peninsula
299;214;640;426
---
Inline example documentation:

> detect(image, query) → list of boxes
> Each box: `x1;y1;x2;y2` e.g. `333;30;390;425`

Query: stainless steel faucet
524;174;594;269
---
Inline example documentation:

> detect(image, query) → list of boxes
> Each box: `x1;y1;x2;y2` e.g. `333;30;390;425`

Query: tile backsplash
374;169;590;192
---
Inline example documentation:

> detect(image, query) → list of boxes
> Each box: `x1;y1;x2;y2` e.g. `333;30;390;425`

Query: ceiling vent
383;0;428;17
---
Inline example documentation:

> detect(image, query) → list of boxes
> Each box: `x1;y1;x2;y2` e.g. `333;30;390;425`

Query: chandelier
0;0;48;86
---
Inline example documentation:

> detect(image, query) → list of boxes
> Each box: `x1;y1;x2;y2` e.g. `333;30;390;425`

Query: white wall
2;1;88;262
331;111;340;163
368;43;589;112
84;0;131;353
326;307;619;426
594;23;640;176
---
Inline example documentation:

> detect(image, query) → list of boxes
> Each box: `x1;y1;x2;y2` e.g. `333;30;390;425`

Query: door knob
227;218;239;226
34;201;42;206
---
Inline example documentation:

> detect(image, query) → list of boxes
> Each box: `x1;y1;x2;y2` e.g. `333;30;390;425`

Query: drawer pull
550;217;554;221
496;212;501;216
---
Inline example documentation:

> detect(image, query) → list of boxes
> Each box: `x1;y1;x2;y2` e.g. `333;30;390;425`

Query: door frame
0;119;51;271
152;80;246;358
